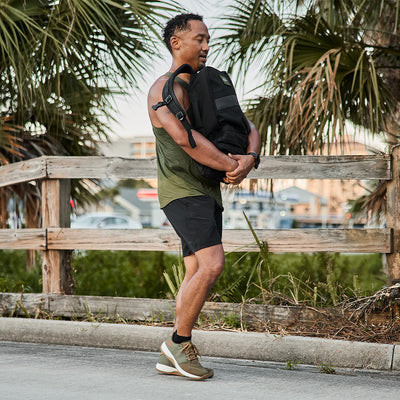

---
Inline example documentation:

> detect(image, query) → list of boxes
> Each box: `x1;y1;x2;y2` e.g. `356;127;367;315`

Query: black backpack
152;64;250;182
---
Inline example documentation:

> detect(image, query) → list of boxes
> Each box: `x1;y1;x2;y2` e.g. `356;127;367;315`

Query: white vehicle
71;213;142;229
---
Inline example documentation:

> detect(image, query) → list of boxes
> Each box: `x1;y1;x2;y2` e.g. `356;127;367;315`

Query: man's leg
174;244;224;337
158;196;223;379
160;244;224;379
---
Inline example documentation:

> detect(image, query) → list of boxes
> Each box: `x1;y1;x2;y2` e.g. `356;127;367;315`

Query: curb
0;318;398;371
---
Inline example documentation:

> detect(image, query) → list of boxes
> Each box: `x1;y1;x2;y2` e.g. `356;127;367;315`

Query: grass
0;248;386;310
209;251;385;308
285;361;300;370
318;361;336;374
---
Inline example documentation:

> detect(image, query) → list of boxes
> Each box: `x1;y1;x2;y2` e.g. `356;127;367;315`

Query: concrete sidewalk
0;317;399;372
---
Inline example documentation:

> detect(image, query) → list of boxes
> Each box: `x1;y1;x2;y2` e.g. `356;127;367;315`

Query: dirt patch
195;284;400;344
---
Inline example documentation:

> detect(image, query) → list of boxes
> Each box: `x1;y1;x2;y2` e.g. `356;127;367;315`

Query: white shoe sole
155;362;181;376
161;341;209;380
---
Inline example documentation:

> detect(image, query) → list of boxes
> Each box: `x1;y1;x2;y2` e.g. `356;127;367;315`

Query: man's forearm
179;128;238;172
246;120;261;155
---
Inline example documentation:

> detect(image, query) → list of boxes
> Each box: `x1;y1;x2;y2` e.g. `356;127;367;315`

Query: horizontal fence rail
0;154;392;188
250;154;391;180
0;150;399;293
39;227;397;253
0;229;46;251
0;228;392;253
0;157;47;187
0;293;389;325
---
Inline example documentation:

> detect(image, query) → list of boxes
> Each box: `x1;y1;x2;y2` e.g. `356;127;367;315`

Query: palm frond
212;0;283;76
216;1;399;155
0;0;182;226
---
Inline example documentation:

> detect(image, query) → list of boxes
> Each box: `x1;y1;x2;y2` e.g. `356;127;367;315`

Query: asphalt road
0;341;399;400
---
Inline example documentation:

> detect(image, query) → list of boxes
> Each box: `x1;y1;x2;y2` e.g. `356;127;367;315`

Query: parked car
71;213;142;229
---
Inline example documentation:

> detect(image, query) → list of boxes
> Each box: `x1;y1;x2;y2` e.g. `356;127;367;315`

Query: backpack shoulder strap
152;64;196;148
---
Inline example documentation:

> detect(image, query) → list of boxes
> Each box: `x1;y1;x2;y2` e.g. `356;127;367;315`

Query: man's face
172;20;210;71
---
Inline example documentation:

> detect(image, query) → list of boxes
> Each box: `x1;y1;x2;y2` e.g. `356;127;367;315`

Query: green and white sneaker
155;353;181;376
161;339;214;380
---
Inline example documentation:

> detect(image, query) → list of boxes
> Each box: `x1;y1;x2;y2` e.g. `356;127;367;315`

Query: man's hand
223;154;255;185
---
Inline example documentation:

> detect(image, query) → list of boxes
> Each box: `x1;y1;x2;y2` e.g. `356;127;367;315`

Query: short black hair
163;13;203;53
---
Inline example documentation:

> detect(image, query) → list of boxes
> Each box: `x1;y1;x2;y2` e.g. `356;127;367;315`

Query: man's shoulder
148;73;187;106
149;74;169;95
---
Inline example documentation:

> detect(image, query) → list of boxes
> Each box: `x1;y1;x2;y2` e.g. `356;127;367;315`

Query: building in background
221;186;348;229
73;187;166;228
98;135;156;158
222;190;292;229
113;188;165;228
98;135;157;188
130;135;156;158
271;136;371;227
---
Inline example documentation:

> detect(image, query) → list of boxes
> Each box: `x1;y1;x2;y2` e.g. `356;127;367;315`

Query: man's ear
170;35;181;51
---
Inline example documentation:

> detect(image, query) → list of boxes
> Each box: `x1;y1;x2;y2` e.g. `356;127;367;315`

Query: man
147;13;261;380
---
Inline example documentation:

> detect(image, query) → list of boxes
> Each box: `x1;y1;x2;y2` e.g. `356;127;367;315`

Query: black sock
172;330;191;344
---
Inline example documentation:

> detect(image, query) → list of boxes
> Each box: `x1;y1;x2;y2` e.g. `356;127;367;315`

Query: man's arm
224;120;261;185
147;77;238;173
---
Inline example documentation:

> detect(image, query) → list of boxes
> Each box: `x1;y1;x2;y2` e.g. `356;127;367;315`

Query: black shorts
162;195;223;257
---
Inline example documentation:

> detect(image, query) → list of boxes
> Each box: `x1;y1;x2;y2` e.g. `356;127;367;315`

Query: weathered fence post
386;145;400;285
41;179;74;294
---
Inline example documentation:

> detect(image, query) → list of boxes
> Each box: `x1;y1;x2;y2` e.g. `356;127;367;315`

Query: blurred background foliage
0;249;385;308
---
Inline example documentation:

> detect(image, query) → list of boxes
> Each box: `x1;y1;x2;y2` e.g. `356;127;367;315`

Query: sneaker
155;353;181;376
161;339;213;380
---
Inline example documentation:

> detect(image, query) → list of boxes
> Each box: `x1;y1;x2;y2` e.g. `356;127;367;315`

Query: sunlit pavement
1;341;399;400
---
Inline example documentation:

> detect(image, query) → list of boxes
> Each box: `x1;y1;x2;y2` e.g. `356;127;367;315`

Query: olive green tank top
153;75;222;209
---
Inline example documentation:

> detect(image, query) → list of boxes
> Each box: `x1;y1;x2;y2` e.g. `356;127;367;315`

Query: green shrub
0;250;42;293
210;252;385;306
0;248;386;308
72;250;177;298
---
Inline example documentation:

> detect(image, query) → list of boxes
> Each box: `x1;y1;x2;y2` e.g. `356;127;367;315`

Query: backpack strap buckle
176;111;185;121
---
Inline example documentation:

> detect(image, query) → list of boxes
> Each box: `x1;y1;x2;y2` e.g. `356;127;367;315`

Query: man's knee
195;245;224;282
209;260;224;282
205;253;225;283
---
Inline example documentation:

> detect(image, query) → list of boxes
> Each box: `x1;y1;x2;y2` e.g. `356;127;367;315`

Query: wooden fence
0;147;399;295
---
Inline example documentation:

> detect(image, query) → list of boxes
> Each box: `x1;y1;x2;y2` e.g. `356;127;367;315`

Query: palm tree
0;0;178;220
213;0;400;153
0;0;179;272
212;0;400;215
